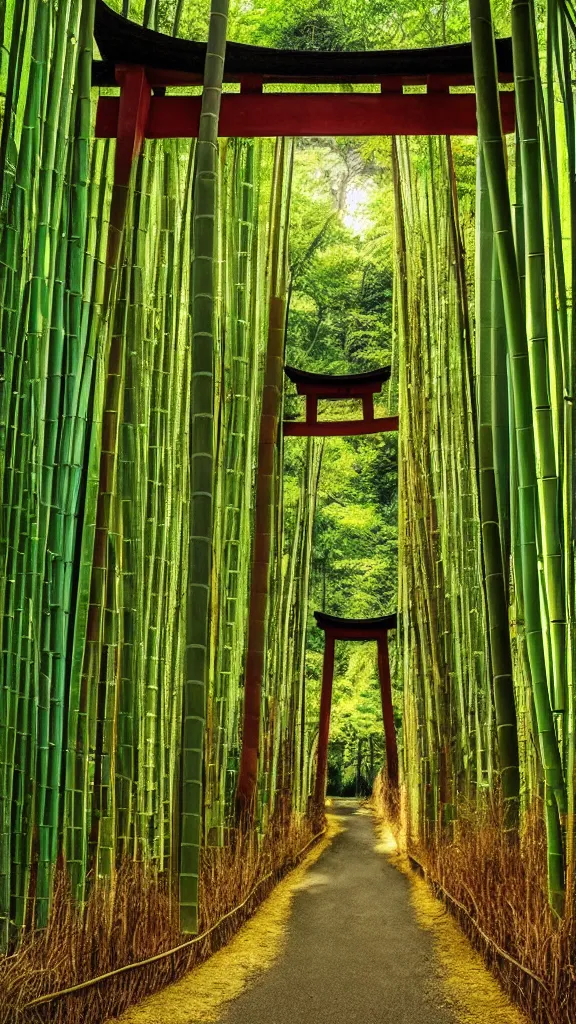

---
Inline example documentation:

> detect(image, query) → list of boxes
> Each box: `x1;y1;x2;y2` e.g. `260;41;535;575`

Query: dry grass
372;773;576;1024
374;820;528;1024
112;813;343;1024
1;806;322;1024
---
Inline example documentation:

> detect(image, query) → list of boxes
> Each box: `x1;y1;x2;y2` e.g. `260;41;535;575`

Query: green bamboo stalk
512;0;566;716
210;140;259;837
551;0;576;888
64;137;113;902
236;139;293;814
475;148;520;825
180;0;229;934
491;252;510;569
294;439;323;811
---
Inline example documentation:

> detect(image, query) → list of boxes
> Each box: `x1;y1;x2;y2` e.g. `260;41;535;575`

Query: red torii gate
313;612;398;803
284;369;398;803
283;365;399;437
92;0;515;195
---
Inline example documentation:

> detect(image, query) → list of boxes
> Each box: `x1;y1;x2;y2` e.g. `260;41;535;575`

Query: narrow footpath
118;799;526;1024
219;799;457;1024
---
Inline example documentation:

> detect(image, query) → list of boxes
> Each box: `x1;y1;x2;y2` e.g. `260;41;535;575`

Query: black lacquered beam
93;0;513;85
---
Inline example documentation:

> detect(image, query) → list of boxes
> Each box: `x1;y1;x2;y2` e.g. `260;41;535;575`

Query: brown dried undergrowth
0;804;321;1024
112;813;342;1024
372;772;576;1024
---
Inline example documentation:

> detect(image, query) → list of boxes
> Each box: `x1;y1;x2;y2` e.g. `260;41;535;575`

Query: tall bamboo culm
236;139;294;813
181;0;229;935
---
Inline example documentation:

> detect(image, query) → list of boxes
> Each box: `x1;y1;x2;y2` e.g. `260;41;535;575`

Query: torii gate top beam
285;365;391;397
314;611;397;641
93;2;515;139
93;1;513;86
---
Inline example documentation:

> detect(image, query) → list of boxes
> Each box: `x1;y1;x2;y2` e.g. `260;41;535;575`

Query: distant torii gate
283;365;398;437
285;370;398;802
313;612;398;803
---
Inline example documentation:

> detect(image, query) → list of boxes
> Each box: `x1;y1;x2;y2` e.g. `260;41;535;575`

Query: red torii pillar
313;612;398;804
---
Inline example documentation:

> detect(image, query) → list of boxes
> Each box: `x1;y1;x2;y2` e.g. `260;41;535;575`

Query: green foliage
287;142;393;375
147;0;511;45
327;647;387;796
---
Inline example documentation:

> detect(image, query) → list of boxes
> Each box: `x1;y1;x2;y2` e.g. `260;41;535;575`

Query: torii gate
313;612;398;803
283;365;399;801
92;0;515;193
283;365;398;437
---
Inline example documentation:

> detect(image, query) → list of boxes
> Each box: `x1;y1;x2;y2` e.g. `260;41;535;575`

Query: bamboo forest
3;0;576;1021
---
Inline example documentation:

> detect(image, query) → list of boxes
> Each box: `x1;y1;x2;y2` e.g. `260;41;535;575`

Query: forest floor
112;800;528;1024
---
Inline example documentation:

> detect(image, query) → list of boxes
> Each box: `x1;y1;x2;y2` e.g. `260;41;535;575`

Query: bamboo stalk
180;0;229;934
475;148;520;825
236;139;293;814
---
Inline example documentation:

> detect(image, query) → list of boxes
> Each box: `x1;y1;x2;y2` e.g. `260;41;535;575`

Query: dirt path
116;799;526;1024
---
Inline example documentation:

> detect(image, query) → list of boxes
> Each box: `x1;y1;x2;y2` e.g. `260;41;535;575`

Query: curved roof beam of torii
92;0;514;87
284;366;392;391
314;612;398;637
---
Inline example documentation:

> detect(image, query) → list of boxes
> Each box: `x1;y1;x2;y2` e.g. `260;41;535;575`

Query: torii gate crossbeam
93;1;515;157
283;365;399;437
